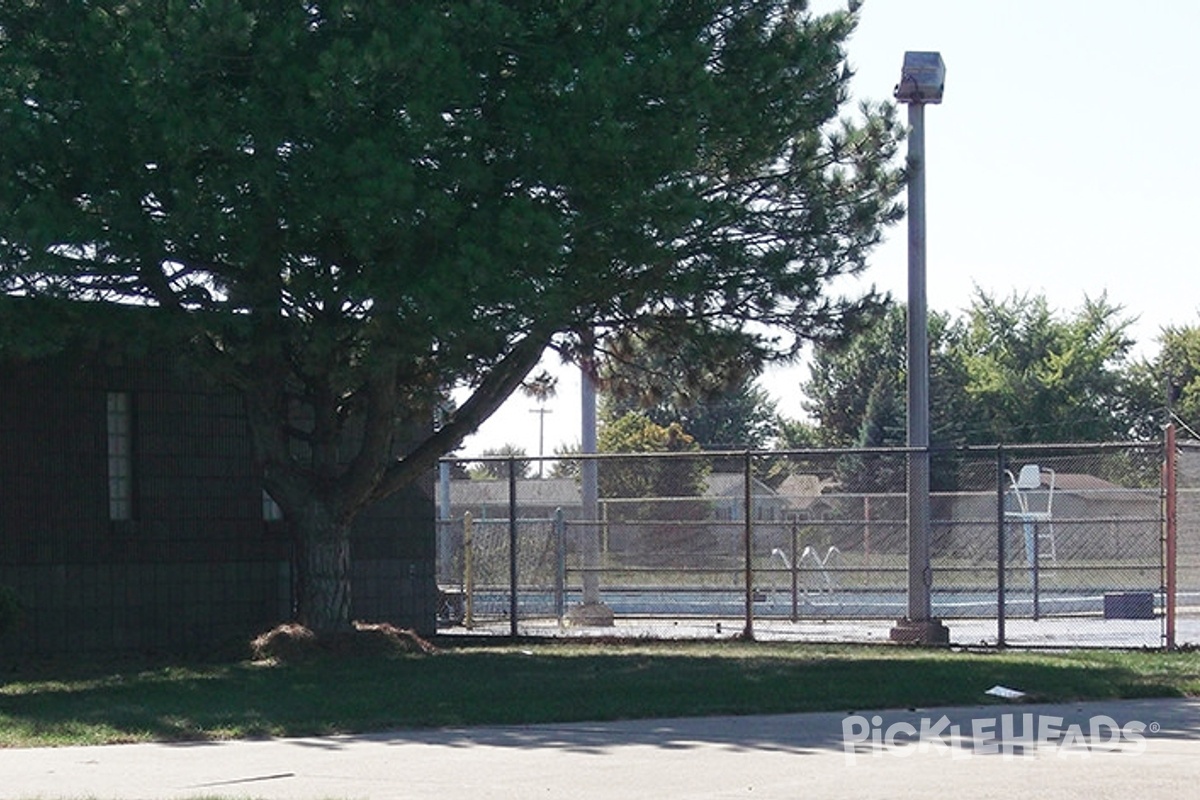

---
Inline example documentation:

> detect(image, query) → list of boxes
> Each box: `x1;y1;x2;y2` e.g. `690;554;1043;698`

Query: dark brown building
0;318;435;655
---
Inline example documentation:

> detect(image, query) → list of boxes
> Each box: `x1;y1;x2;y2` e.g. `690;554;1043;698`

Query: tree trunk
294;505;353;634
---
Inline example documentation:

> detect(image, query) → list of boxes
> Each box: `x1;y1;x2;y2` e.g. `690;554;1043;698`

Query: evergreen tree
0;1;903;631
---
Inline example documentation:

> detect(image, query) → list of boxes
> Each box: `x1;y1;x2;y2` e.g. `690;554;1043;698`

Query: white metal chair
1004;464;1057;565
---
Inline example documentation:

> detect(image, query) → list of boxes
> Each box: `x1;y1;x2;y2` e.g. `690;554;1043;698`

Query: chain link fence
436;438;1192;648
1176;439;1200;646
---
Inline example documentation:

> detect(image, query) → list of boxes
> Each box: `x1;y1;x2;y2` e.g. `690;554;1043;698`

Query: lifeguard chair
1004;464;1057;565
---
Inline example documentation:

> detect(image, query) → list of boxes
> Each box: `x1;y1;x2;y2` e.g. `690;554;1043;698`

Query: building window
262;489;284;522
106;391;133;521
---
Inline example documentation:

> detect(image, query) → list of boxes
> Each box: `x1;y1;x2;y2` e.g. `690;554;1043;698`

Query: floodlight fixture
894;51;945;104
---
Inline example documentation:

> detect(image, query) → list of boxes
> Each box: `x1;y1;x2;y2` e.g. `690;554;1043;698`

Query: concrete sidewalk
2;698;1198;799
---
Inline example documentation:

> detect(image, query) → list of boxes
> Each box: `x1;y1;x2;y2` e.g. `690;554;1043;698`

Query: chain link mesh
1176;442;1200;646
437;442;1184;647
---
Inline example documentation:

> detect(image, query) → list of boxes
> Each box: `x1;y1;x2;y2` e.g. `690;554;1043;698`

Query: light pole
890;51;950;645
567;330;614;626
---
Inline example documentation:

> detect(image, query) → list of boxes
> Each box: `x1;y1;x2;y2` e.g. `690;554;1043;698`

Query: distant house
435;472;831;523
0;311;435;655
705;473;768;521
926;463;1161;564
773;473;840;521
437;477;584;522
434;470;839;565
1003;468;1155;562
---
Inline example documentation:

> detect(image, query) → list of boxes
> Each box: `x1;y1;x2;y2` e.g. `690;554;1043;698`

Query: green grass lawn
1;640;1197;748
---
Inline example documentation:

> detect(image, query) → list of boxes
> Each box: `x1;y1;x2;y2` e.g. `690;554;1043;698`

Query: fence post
863;496;872;561
1032;499;1040;623
508;457;519;638
464;511;474;630
438;461;452;581
790;519;799;623
742;451;754;640
1166;423;1178;650
554;507;566;626
996;447;1006;648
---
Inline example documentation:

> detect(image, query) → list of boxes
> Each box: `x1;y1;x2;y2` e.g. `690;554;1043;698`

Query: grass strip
1;641;1197;748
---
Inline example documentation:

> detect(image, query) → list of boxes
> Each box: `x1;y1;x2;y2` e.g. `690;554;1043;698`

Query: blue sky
460;0;1200;458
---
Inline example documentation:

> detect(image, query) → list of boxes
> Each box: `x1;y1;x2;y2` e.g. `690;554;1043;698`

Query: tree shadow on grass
1;649;1198;754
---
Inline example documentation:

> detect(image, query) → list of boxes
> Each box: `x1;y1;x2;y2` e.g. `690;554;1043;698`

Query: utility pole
529;406;552;478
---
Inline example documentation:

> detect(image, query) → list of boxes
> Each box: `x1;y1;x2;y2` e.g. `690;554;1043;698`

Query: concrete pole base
889;617;951;645
566;602;615;628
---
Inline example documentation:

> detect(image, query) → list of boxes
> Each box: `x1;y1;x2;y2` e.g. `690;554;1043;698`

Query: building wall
0;347;435;655
353;480;437;631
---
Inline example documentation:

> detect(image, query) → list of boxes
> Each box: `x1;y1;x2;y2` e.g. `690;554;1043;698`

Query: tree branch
368;329;552;503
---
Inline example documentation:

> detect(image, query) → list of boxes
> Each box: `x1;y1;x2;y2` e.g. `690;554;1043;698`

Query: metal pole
863;496;872;560
996;448;1007;648
1166;423;1178;650
508;457;519;637
437;460;452;590
554;507;566;626
565;333;613;626
790;519;799;623
890;51;947;645
464;511;474;630
1032;512;1040;622
742;451;754;640
906;100;933;623
530;407;551;478
580;353;601;605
